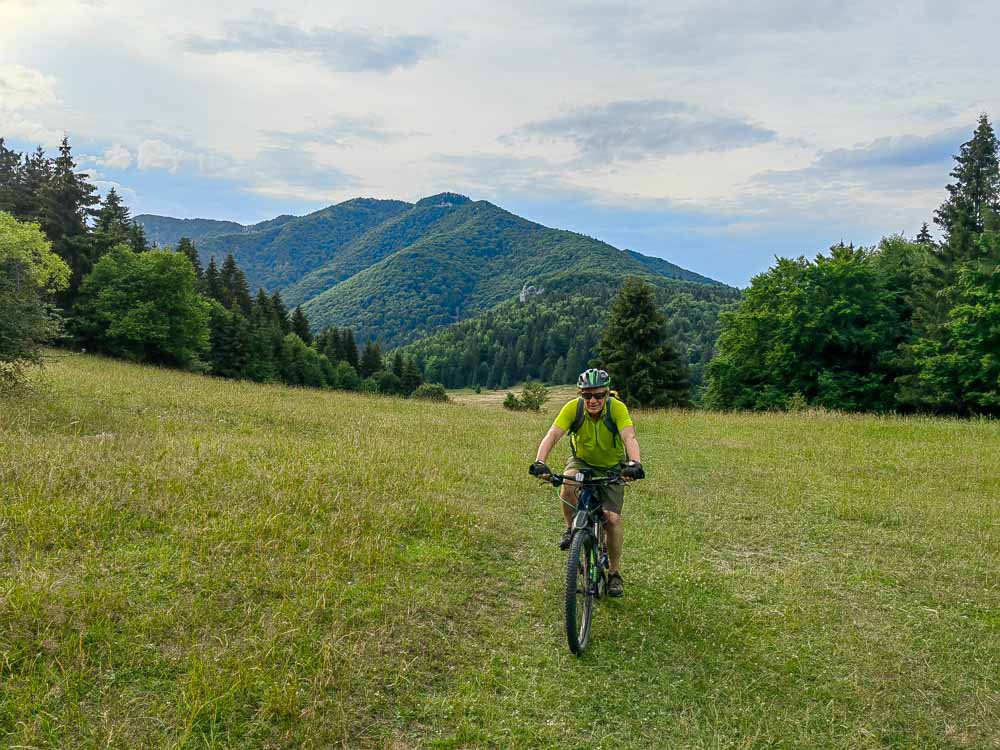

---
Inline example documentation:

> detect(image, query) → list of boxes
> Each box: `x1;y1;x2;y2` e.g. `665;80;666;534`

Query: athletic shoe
608;572;624;597
559;528;573;550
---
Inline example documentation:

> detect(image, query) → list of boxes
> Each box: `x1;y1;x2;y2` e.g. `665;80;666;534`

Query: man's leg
604;511;623;573
560;482;579;528
604;510;625;596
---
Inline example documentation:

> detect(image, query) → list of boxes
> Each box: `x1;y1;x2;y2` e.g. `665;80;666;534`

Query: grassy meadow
2;352;999;748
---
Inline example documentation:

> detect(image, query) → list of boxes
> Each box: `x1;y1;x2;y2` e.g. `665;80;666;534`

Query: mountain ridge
136;193;733;348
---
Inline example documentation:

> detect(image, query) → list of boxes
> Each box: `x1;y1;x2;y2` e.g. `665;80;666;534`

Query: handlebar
544;471;627;487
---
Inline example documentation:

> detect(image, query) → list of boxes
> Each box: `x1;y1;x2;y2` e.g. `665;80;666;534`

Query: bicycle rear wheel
565;530;596;655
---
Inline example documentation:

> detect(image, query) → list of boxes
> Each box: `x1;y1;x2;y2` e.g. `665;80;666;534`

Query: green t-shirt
553;397;633;470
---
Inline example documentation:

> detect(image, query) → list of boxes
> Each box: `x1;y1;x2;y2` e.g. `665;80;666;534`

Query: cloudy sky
2;0;997;285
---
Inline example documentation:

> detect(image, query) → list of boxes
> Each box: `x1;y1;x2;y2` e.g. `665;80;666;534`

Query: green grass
2;352;999;748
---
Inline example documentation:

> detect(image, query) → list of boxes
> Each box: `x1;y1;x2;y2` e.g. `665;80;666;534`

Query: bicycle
545;470;626;655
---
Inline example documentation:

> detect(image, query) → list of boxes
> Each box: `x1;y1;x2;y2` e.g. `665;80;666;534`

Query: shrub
520;381;549;411
412;383;449;402
503;392;524;411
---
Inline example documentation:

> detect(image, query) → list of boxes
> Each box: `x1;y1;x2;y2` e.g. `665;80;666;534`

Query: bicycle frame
547;470;625;654
568;481;608;595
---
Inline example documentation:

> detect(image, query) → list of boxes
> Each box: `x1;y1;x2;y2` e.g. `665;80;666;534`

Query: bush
503;392;525;411
412;383;449;402
520;381;549;411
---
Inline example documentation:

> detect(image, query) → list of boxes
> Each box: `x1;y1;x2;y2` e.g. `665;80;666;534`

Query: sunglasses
580;391;608;401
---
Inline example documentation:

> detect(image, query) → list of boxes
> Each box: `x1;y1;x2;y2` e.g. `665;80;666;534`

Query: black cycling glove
621;461;645;480
529;460;551;477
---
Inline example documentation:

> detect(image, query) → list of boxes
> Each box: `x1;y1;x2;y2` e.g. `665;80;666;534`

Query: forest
2;114;998;414
705;115;999;416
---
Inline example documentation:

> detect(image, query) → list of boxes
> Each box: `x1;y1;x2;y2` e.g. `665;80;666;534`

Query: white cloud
0;64;63;144
2;1;998;281
136;139;192;172
96;143;134;170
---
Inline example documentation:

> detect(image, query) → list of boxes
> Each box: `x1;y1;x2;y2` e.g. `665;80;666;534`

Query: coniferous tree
18;146;52;223
0;138;21;215
359;340;382;377
596;276;690;407
92;188;133;254
290;306;312;345
220;253;252;315
391;351;404;378
41;138;98;306
401;356;423;396
270;291;291;334
204;257;224;304
934;114;1000;264
128;221;149;253
916;223;933;245
342;328;359;370
176;237;202;279
901;115;1000;413
317;326;342;363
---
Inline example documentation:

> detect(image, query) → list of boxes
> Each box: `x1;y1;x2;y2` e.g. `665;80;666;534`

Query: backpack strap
568;397;585;457
569;397;585;434
568;396;620;453
603;396;620;447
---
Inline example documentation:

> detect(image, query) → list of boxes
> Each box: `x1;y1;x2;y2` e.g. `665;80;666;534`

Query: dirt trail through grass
2;353;999;748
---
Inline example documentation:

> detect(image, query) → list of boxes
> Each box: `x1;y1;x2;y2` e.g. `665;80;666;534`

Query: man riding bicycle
530;368;644;597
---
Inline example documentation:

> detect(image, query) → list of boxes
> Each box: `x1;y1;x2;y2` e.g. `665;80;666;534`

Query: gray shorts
563;457;625;515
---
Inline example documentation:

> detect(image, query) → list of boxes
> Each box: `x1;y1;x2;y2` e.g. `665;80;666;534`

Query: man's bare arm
535;424;566;463
620;425;641;463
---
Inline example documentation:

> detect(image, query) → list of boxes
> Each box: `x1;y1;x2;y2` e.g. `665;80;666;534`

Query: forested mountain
136;215;250;246
136;193;731;351
281;193;474;307
396;272;740;391
193;198;411;293
297;199;731;347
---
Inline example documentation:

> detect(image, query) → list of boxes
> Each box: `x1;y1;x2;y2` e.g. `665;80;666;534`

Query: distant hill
297;199;730;347
136;216;249;247
136;193;733;349
397;270;741;391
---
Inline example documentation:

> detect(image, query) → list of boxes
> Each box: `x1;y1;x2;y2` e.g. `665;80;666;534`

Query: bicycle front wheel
565;530;596;655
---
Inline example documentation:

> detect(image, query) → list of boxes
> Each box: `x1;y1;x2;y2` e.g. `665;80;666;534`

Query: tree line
0;136;428;397
4;114;998;415
704;114;1000;416
398;273;738;395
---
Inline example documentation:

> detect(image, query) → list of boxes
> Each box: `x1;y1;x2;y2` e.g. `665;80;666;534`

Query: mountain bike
546;470;625;655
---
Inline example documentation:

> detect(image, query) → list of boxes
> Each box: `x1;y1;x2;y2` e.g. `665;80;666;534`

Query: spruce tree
916;223;933;245
19;146;52;223
934;114;1000;265
204;257;224;304
270;292;291;334
41;137;98;245
902;115;1000;412
596;276;690;408
342;328;359;370
176;237;202;278
220;253;252;315
128;221;149;253
0;138;21;215
93;188;132;252
290;306;312;345
251;288;272;322
41;138;98;306
401;356;423;396
359;340;382;377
